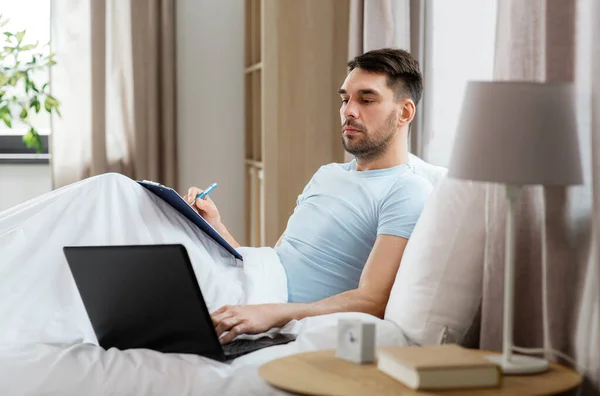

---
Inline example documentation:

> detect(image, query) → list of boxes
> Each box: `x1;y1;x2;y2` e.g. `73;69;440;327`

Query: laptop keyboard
222;334;295;359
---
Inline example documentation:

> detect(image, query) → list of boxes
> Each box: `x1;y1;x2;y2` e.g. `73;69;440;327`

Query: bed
0;156;489;395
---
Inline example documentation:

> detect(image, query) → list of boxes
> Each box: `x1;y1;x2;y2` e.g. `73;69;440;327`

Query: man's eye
361;99;373;104
341;99;349;104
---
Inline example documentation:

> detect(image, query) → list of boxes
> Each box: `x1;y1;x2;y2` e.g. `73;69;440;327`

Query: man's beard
341;110;397;162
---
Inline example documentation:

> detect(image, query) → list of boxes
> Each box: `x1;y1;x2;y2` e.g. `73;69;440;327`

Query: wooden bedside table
259;349;581;395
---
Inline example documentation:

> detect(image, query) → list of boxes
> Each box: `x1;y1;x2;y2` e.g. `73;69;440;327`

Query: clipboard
137;180;243;261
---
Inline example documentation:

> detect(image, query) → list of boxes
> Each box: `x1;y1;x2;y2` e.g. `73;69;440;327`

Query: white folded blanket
0;173;288;345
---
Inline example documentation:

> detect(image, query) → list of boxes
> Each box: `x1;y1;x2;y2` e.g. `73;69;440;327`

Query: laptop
63;244;295;361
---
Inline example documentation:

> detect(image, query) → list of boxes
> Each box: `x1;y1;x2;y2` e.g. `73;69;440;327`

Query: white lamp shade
448;81;583;186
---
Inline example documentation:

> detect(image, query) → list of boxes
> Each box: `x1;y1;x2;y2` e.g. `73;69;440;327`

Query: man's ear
397;99;416;127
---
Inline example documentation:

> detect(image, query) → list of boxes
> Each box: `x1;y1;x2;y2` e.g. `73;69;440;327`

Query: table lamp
447;81;583;374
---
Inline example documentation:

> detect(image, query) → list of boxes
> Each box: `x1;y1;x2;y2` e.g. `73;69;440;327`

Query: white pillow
408;153;448;186
384;177;487;346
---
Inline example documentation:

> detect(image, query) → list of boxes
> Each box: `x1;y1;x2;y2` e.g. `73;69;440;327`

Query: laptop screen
64;244;225;361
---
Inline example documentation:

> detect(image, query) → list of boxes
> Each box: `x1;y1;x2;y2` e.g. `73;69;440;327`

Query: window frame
0;132;49;164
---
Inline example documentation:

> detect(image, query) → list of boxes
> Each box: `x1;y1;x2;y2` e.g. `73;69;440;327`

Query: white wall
176;0;245;243
0;164;52;211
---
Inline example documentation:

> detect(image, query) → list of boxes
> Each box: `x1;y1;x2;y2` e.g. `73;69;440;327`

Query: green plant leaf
20;43;36;51
3;32;12;38
46;95;59;106
8;76;17;86
44;97;52;112
1;112;12;128
19;107;27;119
23;127;43;153
29;97;39;113
15;30;25;43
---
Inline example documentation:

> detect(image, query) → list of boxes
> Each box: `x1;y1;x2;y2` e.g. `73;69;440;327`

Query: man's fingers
187;187;203;204
215;317;239;338
220;323;247;345
212;305;230;316
210;306;233;325
211;311;232;327
187;188;195;203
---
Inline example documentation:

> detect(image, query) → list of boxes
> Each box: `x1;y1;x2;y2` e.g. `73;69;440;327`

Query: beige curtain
49;0;177;188
482;0;600;392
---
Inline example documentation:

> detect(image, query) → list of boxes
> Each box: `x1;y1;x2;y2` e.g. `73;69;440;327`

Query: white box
335;319;376;364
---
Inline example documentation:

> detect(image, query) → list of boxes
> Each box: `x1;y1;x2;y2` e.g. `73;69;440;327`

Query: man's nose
343;100;359;119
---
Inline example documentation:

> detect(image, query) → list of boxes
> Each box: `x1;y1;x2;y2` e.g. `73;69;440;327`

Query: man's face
338;68;400;161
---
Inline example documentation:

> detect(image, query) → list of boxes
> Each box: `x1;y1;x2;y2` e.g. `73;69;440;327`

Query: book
377;344;501;390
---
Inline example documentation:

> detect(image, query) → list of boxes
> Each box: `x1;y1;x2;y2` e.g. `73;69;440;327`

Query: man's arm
212;223;241;249
184;187;286;249
212;234;408;343
184;187;242;248
216;229;283;250
283;234;407;319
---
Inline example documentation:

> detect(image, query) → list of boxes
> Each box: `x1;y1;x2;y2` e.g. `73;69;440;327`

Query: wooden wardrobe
244;0;350;247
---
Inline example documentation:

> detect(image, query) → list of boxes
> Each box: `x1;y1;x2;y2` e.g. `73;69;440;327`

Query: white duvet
0;173;409;395
0;313;408;395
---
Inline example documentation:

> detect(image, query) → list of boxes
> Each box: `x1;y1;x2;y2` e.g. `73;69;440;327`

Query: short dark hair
347;48;423;105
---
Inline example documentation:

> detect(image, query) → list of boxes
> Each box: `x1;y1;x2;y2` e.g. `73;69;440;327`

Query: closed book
377;344;501;390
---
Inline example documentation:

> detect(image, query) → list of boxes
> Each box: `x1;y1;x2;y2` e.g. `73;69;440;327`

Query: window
423;0;498;167
0;0;51;162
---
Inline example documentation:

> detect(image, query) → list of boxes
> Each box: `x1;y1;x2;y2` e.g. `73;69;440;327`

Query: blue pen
196;183;218;200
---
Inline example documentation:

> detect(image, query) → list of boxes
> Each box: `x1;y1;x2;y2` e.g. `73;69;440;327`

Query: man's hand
184;187;222;229
210;304;288;344
183;186;241;248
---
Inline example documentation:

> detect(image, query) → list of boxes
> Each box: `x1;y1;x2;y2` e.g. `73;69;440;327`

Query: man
184;48;433;344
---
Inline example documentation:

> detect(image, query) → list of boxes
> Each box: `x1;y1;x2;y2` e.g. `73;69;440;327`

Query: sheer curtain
420;0;497;167
49;0;177;188
480;0;600;392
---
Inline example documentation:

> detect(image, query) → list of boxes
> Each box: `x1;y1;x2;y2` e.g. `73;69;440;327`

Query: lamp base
485;354;549;375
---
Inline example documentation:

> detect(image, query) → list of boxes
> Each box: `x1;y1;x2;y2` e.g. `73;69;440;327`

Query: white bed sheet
0;173;412;395
0;173;288;346
0;313;409;396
